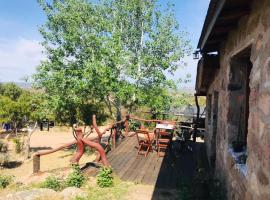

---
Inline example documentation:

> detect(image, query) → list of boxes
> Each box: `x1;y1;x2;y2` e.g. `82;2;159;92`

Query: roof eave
197;0;226;51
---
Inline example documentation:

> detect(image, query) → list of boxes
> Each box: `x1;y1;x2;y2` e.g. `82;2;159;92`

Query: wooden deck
83;135;198;189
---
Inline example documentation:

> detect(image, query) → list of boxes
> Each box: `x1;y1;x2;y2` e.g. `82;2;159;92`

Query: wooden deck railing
32;114;177;174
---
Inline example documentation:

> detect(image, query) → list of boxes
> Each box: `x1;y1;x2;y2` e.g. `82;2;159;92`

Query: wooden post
33;155;40;174
193;94;200;142
113;127;117;149
47;119;49;132
125;115;129;137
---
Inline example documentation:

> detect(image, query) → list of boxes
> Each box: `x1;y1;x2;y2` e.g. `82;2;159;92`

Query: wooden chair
156;123;175;157
135;129;155;157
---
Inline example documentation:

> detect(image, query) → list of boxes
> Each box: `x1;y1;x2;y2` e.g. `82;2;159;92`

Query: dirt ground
0;127;216;200
0;127;99;183
123;185;155;200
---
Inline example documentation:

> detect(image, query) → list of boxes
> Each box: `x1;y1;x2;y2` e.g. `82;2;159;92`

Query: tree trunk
14;121;17;135
116;98;122;121
47;119;49;131
105;96;113;116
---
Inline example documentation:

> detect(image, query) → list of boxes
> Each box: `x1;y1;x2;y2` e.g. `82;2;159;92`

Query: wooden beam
203;44;220;53
199;0;226;50
207;39;225;45
212;25;237;34
218;8;250;22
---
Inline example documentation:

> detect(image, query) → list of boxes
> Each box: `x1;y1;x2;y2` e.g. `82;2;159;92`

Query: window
228;47;252;164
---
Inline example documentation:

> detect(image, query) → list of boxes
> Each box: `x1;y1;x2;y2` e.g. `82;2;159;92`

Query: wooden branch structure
32;114;178;174
33;114;129;174
129;115;176;124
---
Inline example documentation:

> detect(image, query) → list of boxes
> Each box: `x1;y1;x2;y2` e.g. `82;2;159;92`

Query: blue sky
0;0;209;87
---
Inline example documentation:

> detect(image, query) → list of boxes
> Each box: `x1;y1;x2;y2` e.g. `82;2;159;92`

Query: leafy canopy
34;0;191;122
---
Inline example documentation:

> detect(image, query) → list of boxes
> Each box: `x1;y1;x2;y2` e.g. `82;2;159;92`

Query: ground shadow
3;161;23;169
30;147;52;152
81;162;101;171
151;140;205;200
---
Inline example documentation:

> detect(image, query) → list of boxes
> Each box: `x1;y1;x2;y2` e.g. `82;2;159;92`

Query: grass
85;176;132;200
0;174;133;200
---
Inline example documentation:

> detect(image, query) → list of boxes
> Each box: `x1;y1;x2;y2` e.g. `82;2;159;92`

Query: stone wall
205;0;270;199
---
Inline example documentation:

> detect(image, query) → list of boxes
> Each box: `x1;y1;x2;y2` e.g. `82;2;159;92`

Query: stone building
195;0;270;199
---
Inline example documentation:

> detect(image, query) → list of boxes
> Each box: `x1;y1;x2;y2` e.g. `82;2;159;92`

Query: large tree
35;0;191;123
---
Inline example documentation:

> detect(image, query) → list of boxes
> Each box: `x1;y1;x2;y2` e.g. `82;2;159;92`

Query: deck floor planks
116;148;138;178
122;153;144;181
111;141;137;175
141;153;160;185
135;151;157;183
107;138;135;168
107;137;134;162
127;153;150;182
84;136;198;189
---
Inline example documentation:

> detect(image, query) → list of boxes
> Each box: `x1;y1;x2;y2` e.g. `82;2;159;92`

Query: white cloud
0;37;198;88
0;37;44;82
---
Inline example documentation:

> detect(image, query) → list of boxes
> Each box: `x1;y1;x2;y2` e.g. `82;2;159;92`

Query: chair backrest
135;129;151;143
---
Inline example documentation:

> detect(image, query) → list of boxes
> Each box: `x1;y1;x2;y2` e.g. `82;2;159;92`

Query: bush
97;167;113;188
65;164;85;188
0;141;8;153
129;120;141;131
0;174;13;189
41;176;63;191
0;154;9;168
12;138;22;153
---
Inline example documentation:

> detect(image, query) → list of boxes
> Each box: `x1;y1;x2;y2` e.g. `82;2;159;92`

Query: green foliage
139;86;173;113
0;83;53;132
41;176;63;191
0;174;13;189
0;83;22;101
35;0;191;122
65;164;85;188
87;177;131;200
12;138;22;154
97;167;114;188
128;120;141;131
77;103;108;125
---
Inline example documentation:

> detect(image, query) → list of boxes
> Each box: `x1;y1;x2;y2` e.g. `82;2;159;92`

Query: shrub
0;141;8;153
0;174;13;189
0;154;9;168
129;120;141;131
97;166;113;188
12;138;22;153
41;176;63;191
65;164;85;188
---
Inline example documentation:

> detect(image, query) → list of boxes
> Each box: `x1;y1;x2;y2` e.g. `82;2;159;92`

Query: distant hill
178;87;195;94
0;82;32;89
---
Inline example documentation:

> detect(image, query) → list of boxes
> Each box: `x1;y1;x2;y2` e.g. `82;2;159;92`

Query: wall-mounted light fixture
193;50;200;60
